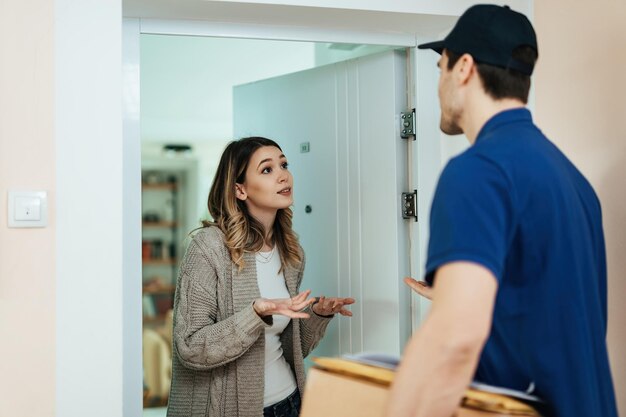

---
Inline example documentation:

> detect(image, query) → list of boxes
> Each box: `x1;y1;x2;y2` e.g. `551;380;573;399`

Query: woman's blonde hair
203;137;302;271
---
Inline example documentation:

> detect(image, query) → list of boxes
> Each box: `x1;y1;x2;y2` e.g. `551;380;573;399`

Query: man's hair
446;46;538;103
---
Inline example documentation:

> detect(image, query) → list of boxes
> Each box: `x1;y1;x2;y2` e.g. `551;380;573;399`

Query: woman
167;137;354;417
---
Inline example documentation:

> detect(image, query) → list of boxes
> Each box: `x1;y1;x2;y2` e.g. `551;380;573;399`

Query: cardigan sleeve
172;239;271;371
299;309;332;357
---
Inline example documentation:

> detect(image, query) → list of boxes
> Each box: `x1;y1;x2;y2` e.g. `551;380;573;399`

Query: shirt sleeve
425;154;515;285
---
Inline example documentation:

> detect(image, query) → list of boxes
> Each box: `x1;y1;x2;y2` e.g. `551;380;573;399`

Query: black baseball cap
418;4;538;75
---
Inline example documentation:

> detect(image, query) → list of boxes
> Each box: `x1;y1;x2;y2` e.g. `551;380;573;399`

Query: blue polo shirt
425;108;617;417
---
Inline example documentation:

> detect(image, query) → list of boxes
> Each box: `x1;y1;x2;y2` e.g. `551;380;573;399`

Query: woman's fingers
293;289;311;302
275;301;311;318
338;308;353;317
281;309;311;319
291;297;315;311
290;291;313;308
311;296;357;315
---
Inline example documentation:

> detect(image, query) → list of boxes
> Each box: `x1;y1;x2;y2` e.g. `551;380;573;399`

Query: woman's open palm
253;289;316;319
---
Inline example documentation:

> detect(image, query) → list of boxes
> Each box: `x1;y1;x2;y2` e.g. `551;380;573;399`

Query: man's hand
253;289;315;319
386;262;497;417
312;296;355;317
404;277;433;300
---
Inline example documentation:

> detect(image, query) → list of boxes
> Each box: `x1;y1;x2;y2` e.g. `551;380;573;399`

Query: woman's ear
235;183;247;201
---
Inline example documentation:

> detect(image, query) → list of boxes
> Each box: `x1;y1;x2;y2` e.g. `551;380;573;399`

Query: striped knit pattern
166;227;331;417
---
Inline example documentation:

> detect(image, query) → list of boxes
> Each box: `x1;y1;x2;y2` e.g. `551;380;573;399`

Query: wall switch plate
8;191;48;228
300;142;310;153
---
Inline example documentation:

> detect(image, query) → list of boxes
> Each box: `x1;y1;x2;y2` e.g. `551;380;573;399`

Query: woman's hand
312;296;356;317
253;289;316;319
404;277;433;300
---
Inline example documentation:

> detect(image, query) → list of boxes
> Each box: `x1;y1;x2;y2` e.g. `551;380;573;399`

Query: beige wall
0;1;56;416
535;2;626;414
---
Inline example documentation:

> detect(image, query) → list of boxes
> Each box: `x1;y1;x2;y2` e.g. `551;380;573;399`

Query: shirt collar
475;107;533;143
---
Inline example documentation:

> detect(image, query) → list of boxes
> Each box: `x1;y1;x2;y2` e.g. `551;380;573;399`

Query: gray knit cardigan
166;227;332;417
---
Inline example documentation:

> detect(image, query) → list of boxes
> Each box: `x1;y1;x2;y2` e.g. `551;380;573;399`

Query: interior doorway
138;34;411;415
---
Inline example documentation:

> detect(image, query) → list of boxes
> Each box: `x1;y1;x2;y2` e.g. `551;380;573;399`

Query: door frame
123;14;448;415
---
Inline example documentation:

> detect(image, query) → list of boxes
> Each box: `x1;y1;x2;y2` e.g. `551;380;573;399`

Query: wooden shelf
143;221;178;228
143;259;177;266
143;285;176;295
143;314;169;324
142;183;177;191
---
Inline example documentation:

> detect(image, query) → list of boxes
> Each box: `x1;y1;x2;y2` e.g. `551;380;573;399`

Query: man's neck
462;97;526;144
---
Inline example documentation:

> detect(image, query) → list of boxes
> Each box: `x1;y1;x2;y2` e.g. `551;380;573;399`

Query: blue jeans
263;389;301;417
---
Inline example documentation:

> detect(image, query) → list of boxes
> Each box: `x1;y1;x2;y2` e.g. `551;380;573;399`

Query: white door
234;50;412;358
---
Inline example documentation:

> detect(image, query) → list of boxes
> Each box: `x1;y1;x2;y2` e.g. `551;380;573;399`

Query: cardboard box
301;366;534;417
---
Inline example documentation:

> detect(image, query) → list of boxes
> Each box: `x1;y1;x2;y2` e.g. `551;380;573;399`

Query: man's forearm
385;315;484;417
386;262;497;417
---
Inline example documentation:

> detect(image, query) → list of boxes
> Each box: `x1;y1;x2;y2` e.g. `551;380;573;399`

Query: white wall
140;35;316;144
55;1;125;417
122;18;143;417
314;43;395;66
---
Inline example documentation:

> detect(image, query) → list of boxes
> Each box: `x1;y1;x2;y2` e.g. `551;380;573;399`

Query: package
300;357;540;417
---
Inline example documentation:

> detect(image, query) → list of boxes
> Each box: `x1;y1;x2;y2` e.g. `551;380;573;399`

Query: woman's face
235;146;293;216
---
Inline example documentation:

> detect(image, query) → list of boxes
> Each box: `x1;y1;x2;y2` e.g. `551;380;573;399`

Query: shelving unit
140;156;199;409
141;170;183;326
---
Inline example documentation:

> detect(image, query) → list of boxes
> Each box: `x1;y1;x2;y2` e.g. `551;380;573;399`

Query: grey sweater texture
166;227;331;417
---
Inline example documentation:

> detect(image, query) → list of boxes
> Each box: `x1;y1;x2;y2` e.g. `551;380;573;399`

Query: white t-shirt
255;246;298;406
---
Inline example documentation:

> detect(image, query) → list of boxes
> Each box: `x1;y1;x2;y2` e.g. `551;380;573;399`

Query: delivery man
386;5;618;417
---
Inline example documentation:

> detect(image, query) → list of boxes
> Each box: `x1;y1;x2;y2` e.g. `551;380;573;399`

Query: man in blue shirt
386;5;618;417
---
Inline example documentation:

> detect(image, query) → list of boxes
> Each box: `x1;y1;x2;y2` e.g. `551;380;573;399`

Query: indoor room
1;1;624;417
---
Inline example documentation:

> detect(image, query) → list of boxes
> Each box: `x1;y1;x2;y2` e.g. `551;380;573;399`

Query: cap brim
417;40;445;54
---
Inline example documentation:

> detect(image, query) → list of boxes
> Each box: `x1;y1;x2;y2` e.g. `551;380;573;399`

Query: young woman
167;137;355;417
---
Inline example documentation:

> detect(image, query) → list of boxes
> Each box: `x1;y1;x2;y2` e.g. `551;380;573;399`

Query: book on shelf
153;293;174;315
142;294;156;318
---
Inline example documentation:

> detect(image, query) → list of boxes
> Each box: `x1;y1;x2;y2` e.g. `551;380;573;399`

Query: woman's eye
281;162;289;169
261;167;272;174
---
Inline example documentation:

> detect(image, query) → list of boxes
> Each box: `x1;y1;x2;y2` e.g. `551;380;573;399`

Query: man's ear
235;183;247;201
456;53;476;85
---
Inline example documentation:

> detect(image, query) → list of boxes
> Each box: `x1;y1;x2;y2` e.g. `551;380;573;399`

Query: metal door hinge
401;190;418;221
400;109;416;139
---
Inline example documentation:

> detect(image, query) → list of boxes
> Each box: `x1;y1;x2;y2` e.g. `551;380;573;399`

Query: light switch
300;142;310;153
15;196;41;221
8;191;48;228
